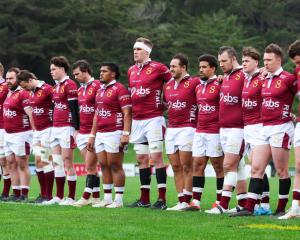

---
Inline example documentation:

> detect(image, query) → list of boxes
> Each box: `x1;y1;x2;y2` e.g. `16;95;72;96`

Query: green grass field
0;176;299;240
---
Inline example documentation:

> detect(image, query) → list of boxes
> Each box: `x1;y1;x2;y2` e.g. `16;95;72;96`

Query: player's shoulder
150;61;168;70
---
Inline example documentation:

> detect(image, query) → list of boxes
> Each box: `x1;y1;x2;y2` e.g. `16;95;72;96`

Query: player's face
218;52;233;74
100;66;114;83
133;47;149;63
292;55;300;67
170;59;184;80
242;56;258;74
50;64;65;81
19;78;35;91
73;68;85;83
263;53;281;73
6;71;18;90
199;61;214;79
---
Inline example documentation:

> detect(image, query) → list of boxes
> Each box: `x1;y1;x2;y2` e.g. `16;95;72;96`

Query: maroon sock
92;189;100;199
238;197;247;207
13;188;21;197
193;191;202;201
2;176;11;197
55;176;65;199
178;195;184;203
293;190;300;200
141;188;150;203
21;188;29;197
245;198;257;212
158;187;166;201
276;198;288;212
261;195;270;204
219;191;231;209
45;171;55;200
67;180;76;199
36;170;46;197
184;194;192;204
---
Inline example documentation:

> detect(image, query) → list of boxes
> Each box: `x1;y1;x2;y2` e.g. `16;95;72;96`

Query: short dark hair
218;46;237;59
7;67;20;75
172;53;189;70
242;47;260;61
100;62;120;80
17;70;37;84
198;54;218;70
288;40;300;59
265;43;284;61
50;56;70;72
72;60;92;75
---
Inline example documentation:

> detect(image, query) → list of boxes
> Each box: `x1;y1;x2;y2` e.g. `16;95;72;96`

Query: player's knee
171;162;182;173
182;163;192;174
276;167;289;178
193;163;205;175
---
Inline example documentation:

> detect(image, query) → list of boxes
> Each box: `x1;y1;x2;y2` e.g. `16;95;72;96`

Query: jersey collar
56;75;69;84
200;75;217;85
101;79;117;90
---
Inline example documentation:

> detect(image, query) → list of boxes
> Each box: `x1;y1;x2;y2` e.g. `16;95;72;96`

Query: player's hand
217;75;225;83
259;67;268;78
290;113;297;122
87;137;95;152
120;135;129;147
73;130;78;144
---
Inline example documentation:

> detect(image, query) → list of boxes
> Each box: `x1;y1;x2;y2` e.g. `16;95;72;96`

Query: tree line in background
0;0;299;83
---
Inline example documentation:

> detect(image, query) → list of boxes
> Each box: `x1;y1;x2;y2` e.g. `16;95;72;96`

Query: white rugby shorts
4;130;33;157
220;128;244;155
244;123;263;153
50;126;76;149
192;132;223;157
294;122;300;147
76;133;89;151
32;127;52;148
165;127;195;154
95;130;127;153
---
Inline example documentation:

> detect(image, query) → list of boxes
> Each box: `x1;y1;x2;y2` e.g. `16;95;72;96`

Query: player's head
218;46;238;74
264;43;283;73
50;56;70;81
133;37;153;64
288;39;300;67
242;47;260;74
170;53;188;80
198;54;218;80
17;70;38;90
0;62;4;78
72;60;92;84
6;67;20;90
99;62;120;84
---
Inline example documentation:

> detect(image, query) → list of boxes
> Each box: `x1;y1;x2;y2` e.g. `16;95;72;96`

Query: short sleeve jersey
3;87;31;133
0;83;9;129
219;68;245;128
128;60;172;120
29;81;53;131
52;77;78;127
242;71;264;126
163;76;198;128
195;77;221;133
261;68;297;125
95;80;132;132
78;79;100;134
295;66;300;122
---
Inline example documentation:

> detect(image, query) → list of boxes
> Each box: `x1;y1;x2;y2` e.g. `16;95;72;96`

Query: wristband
89;134;96;138
122;131;130;136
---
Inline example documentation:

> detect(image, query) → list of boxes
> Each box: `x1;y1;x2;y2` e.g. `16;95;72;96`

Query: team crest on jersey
37;90;42;97
275;80;281;88
235;73;241;80
88;88;93;95
166;86;171;90
107;90;113;97
60;86;65;93
13;93;19;99
209;86;215;93
252;80;259;87
184;81;190;88
146;68;153;75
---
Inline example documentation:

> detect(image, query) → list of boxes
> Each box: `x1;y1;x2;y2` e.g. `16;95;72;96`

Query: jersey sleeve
20;90;31;109
288;74;298;95
159;64;172;83
118;84;132;108
66;80;78;101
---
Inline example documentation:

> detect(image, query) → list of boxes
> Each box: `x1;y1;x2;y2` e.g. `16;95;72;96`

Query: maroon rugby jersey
242;71;264;126
52;77;78;127
95;80;131;132
3;87;31;133
29;81;53;131
0;83;9;129
195;77;221;133
78;79;100;134
219;67;245;128
261;68;297;125
128;60;172;120
163;75;198;128
295;66;300;122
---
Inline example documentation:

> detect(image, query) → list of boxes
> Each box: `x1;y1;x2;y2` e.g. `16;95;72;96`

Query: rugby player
206;47;247;214
71;60;101;207
17;70;54;203
3;67;34;201
44;56;79;205
231;44;297;217
279;39;300;219
87;62;132;208
188;54;224;210
163;53;198;211
128;37;172;209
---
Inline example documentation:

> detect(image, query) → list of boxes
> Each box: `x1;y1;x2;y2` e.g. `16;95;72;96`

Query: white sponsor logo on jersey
131;86;150;96
3;108;17;117
220;93;239;103
33;107;45;114
262;99;279;108
97;108;111;117
242;99;257;108
55;102;67;110
168;100;187;109
80;105;95;113
198;104;216;112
